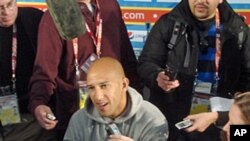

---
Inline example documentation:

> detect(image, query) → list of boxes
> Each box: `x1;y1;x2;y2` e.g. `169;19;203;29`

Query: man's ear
122;77;129;89
219;0;223;4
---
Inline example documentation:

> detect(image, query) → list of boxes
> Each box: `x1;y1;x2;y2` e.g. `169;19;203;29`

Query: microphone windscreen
46;0;86;40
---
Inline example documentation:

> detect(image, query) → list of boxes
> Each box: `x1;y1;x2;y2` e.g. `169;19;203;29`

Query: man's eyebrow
99;81;109;85
8;0;15;5
87;81;109;87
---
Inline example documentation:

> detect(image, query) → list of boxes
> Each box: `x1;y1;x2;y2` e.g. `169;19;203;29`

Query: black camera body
165;65;177;81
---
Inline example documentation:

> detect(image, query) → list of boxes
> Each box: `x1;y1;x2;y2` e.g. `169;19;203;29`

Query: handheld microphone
106;123;121;135
46;0;86;40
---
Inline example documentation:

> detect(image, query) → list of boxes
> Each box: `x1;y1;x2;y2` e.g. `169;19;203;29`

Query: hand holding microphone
106;123;134;141
108;135;134;141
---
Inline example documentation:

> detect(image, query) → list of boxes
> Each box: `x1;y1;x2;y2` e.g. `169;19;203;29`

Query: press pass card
78;81;88;109
81;53;98;73
0;95;21;126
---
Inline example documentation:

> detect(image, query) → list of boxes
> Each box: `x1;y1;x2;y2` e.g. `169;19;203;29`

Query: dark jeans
56;129;66;141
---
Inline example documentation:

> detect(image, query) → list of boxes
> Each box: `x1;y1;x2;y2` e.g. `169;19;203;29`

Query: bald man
63;57;169;141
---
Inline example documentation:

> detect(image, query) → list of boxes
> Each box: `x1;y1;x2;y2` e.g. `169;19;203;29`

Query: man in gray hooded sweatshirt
63;57;169;141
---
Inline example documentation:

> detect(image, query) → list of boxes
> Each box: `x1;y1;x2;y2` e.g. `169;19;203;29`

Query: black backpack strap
238;30;246;51
236;14;246;51
167;21;190;68
168;21;181;50
184;33;191;68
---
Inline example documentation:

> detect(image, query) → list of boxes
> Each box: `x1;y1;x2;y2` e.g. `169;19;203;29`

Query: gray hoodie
63;87;169;141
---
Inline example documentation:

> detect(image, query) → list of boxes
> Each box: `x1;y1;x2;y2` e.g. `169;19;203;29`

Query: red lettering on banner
121;8;250;25
122;8;168;24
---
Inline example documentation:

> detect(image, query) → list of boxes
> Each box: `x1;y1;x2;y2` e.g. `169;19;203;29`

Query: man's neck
197;11;216;21
196;17;215;31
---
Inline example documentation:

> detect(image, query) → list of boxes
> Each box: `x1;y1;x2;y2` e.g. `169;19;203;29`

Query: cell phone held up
175;119;193;130
165;64;178;81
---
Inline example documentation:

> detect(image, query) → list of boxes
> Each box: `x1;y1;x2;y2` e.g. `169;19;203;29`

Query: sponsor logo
128;30;147;42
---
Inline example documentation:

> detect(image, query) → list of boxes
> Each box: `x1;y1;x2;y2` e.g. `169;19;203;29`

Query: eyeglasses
0;0;16;13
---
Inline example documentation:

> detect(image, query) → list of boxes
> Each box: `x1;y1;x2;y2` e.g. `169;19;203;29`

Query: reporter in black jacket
138;0;250;141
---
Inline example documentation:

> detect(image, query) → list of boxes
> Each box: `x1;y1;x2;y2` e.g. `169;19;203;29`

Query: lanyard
215;9;221;80
12;24;17;84
85;0;102;58
72;0;102;79
72;38;80;80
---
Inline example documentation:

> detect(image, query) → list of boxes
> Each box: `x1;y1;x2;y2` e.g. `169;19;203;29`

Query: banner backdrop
17;0;250;58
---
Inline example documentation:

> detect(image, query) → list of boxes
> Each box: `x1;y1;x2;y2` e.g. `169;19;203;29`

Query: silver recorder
175;119;193;130
46;113;56;121
106;123;121;135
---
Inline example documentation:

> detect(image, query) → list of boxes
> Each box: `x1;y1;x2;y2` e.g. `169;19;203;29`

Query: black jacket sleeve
137;14;174;89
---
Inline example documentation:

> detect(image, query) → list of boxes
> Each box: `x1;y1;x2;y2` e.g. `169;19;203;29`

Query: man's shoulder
18;7;44;18
69;109;93;125
72;109;87;119
19;7;43;13
140;100;166;119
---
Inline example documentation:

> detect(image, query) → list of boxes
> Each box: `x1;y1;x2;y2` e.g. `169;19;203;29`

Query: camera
106;123;121;135
165;64;177;81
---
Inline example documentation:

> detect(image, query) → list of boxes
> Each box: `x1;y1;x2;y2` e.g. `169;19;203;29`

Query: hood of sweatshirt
84;87;143;124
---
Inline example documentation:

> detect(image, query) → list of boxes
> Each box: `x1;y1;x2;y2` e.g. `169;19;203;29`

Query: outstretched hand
184;112;219;132
157;71;179;92
34;105;58;130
